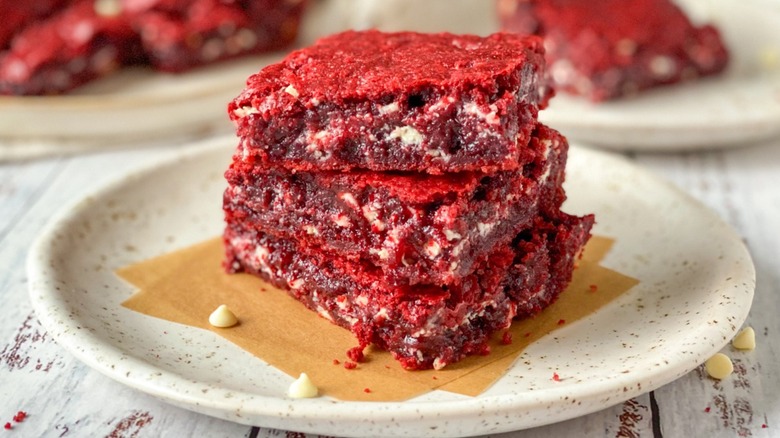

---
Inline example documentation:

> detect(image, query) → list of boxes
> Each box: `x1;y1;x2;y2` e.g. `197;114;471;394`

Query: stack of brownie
223;30;594;370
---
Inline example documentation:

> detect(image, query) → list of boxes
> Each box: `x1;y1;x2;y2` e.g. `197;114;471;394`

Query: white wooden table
1;135;777;438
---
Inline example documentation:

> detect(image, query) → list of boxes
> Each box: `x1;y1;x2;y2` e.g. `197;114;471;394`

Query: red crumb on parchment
332;359;340;365
557;319;566;325
589;284;598;292
501;331;513;345
346;346;364;363
343;361;357;370
363;388;371;393
13;411;27;422
552;372;561;382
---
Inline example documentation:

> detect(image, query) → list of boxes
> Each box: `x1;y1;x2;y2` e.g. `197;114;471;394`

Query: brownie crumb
501;331;513;345
346;346;365;363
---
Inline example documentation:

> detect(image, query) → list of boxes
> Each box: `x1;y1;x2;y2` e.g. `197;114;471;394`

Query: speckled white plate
27;137;755;438
539;0;780;150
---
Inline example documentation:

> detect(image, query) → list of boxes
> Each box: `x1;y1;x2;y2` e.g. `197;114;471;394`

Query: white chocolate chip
389;126;423;145
649;56;676;79
94;0;122;17
477;222;495;237
201;38;225;62
284;84;300;98
233;106;259;118
550;59;575;85
425;241;441;258
333;214;351;228
615;39;637;57
732;327;756;350
369;248;390;260
234;28;258;50
379;102;400;115
208;305;238;328
443;229;462;241
339;192;360;208
704;353;734;380
288;373;318;398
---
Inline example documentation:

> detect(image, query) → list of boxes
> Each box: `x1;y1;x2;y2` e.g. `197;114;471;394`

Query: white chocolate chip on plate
288;373;319;398
704;353;734;380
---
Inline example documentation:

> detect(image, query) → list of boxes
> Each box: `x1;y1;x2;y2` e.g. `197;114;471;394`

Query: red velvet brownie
224;30;594;370
0;0;76;50
224;212;593;370
224;124;568;286
228;30;551;174
497;0;729;101
126;0;306;72
0;0;306;95
0;2;141;96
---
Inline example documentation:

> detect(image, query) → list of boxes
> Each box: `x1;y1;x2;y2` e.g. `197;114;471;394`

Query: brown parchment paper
118;236;637;402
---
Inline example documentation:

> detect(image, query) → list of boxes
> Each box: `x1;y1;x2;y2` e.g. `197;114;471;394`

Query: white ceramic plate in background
0;56;279;161
539;0;780;150
27;138;754;437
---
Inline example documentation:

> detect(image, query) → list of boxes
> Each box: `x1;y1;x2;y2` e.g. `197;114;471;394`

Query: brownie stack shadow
223;30;594;370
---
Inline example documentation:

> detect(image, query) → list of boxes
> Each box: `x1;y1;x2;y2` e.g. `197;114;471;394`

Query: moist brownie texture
224;212;593;370
497;0;729;101
224;30;594;370
229;30;551;174
224;124;568;286
0;0;305;95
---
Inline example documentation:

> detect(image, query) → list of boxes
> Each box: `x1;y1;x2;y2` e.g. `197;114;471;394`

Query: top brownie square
229;30;550;174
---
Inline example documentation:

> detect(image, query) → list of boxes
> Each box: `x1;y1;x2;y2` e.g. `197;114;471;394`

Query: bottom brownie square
224;212;593;370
